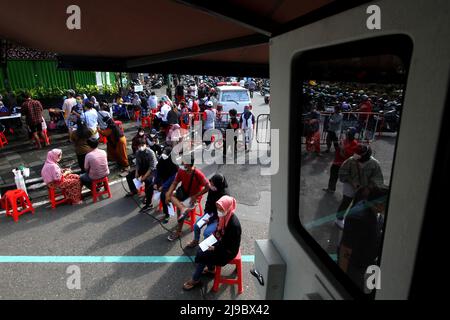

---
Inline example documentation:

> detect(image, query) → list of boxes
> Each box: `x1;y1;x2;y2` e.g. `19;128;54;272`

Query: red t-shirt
333;139;359;166
175;167;209;196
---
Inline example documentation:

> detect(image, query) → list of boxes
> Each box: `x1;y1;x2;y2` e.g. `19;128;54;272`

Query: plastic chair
99;134;107;144
34;130;50;147
212;250;243;294
0;131;8;148
48;185;69;209
4;189;35;222
91;177;112;203
141;116;152;129
183;196;204;231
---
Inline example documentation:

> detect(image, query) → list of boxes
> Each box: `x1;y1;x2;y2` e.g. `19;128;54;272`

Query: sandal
183;279;201;291
167;232;181;242
186;240;199;248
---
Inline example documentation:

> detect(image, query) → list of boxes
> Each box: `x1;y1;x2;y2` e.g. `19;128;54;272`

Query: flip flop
183;280;201;291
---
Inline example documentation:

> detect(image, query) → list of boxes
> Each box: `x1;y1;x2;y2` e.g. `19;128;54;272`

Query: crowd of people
301;82;394;291
27;83;251;292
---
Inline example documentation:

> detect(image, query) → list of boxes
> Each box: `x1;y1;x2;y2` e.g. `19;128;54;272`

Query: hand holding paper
199;234;217;252
133;178;143;189
196;213;211;229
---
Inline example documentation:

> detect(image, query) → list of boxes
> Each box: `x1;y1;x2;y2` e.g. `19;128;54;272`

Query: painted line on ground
0;255;255;263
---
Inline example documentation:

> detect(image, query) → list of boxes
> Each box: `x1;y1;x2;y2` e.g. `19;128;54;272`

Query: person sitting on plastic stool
186;174;229;248
125;138;157;213
183;195;242;290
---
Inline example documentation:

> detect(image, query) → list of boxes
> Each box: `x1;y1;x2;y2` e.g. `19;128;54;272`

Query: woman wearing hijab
41;149;83;205
186;174;229;248
183;195;241;290
98;118;129;175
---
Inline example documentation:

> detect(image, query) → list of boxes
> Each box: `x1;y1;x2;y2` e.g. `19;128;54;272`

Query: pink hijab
41;149;63;184
216;195;237;237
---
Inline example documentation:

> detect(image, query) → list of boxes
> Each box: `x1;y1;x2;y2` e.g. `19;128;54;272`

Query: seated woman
98;118;130;176
41;149;82;205
186;174;229;248
183;195;241;290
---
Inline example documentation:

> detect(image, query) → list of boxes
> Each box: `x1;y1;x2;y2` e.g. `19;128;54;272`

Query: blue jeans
193;215;218;242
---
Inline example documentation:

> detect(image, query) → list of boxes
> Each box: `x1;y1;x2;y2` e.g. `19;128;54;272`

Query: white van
214;85;252;114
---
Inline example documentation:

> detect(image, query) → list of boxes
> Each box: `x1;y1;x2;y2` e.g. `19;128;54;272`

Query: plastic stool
183;196;204;231
158;199;174;213
4;189;35;222
141;116;152;128
134;110;141;122
0;131;8;148
99;134;107;144
212;250;243;294
91;177;112;203
34;130;50;147
48;185;69;209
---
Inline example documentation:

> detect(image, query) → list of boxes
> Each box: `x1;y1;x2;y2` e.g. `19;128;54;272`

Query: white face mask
138;132;144;136
161;154;169;160
139;146;146;152
209;185;217;192
353;154;361;160
179;166;186;171
217;210;226;217
149;141;155;146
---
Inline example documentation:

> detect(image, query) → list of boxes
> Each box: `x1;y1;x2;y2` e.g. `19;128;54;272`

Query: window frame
286;34;413;299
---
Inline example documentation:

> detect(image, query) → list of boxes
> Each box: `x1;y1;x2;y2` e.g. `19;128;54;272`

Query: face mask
149;141;155;146
139;132;144;136
217;210;226;217
161;154;169;160
179;166;186;171
353;154;361;160
139;146;146;152
210;185;217;192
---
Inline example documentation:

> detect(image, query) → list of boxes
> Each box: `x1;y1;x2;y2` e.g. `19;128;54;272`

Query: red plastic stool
212;250;243;294
134;110;141;122
48;185;69;209
34;130;50;147
91;177;112;203
141;116;152;128
0;131;8;148
99;134;107;144
4;189;35;222
183;196;204;231
158;199;175;213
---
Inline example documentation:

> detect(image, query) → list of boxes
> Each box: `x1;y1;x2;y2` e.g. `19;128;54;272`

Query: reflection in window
299;79;404;293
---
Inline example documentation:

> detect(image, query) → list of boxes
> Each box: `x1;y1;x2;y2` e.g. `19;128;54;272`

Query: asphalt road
0;91;271;300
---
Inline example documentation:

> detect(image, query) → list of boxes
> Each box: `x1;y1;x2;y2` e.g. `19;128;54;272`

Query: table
0;114;21;120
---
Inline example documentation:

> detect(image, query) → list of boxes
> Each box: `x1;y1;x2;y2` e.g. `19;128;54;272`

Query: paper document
152;191;161;204
199;234;218;252
133;178;142;189
168;204;176;217
196;213;211;229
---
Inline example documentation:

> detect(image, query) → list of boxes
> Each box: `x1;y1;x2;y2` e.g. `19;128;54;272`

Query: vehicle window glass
221;91;249;102
291;35;412;296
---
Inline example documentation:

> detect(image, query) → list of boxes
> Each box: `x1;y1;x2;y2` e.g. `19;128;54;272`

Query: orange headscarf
216;195;237;238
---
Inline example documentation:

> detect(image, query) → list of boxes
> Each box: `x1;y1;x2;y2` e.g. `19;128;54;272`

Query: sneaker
162;215;170;224
335;219;345;229
139;204;153;213
167;232;181;241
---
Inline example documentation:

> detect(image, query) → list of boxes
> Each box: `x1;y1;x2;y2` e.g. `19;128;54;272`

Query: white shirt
148;95;158;109
62;98;77;119
160;104;171;122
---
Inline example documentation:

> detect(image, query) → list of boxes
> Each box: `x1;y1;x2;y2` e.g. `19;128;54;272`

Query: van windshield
221;91;249;102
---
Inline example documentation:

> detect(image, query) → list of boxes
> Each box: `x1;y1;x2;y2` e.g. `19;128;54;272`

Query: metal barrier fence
302;111;391;144
256;114;271;144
